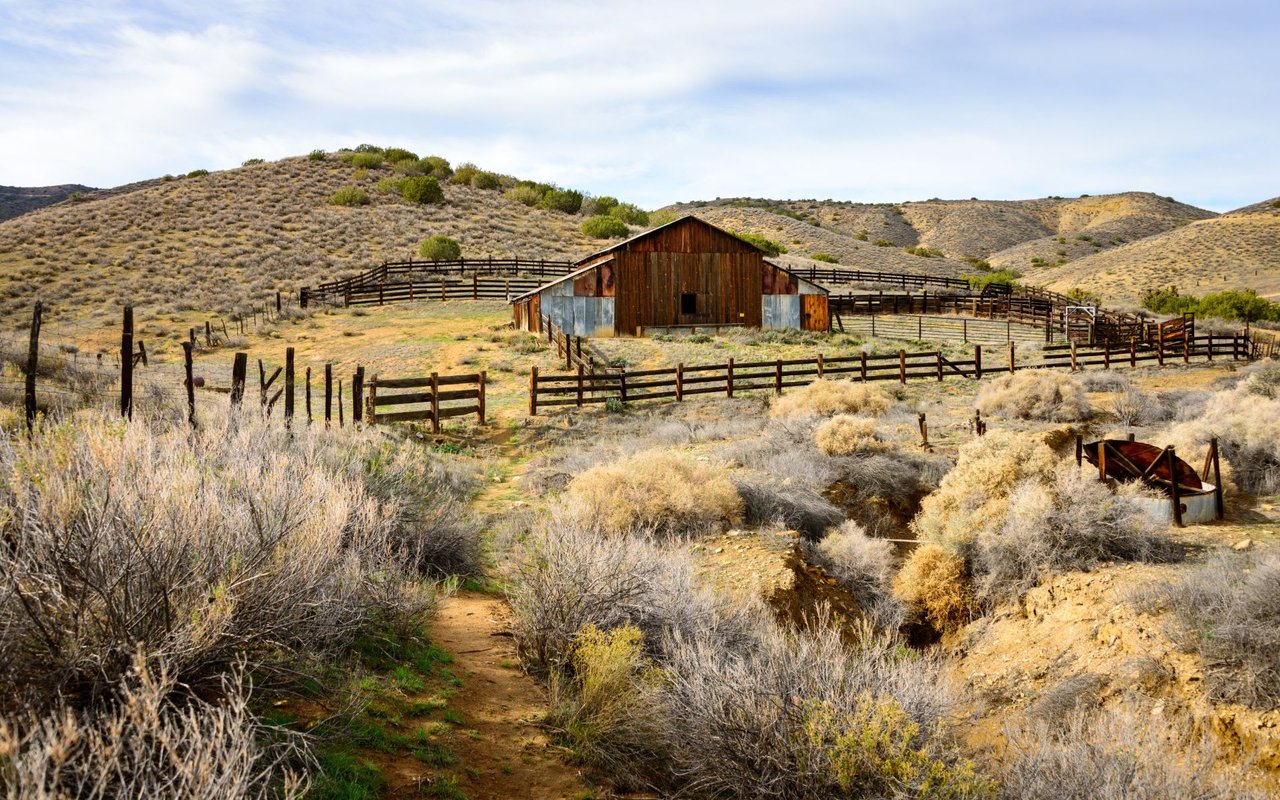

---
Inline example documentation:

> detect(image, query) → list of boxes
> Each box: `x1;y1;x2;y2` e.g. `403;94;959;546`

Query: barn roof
510;214;827;303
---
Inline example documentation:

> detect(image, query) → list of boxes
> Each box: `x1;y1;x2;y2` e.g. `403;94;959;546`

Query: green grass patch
309;749;386;800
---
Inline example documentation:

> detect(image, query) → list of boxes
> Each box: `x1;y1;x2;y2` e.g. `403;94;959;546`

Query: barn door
801;295;829;332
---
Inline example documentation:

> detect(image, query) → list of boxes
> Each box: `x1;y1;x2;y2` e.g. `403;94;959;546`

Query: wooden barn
511;215;829;337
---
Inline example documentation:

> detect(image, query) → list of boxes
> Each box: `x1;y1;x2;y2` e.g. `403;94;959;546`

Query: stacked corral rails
300;258;576;308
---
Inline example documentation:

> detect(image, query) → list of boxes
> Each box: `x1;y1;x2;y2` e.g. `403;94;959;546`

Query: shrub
471;171;501;190
967;269;1022;291
771;379;892;419
581;215;630;239
610;203;649;225
1152;551;1280;708
729;229;787;256
400;176;444;204
243;157;265;166
450;163;478;185
976;371;1092;422
969;468;1174;607
0;654;307;799
539;188;583;214
562;450;742;539
814;414;892;455
731;471;843;539
806;521;904;628
421;155;452;179
893;544;975;631
353;143;382;153
381;147;418;163
587;195;618;216
307;149;326;161
186;169;209;178
329;186;369;206
0;412;435;711
1001;709;1262;799
913;430;1058;551
350;152;382;169
811;252;838;263
418;235;462;260
374;176;403;195
391;157;423;175
873;239;894;247
504;185;543;206
905;246;944;258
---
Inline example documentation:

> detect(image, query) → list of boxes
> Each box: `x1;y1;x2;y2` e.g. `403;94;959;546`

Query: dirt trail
405;590;589;800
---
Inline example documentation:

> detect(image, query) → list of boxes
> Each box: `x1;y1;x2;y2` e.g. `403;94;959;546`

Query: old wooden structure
511;216;829;337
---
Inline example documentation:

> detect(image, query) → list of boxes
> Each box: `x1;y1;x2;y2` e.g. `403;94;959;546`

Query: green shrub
351;152;383;169
242;157;265;166
967;269;1022;291
186;169;209;178
588;196;619;216
382;147;418;163
610;203;649;226
729;230;787;256
505;185;543;206
330;186;370;206
648;209;678;227
374;176;403;195
963;256;992;271
353;143;382;153
419;235;462;260
307;149;326;161
904;246;944;258
1143;287;1280;322
811;252;838;263
400;176;444;204
854;232;869;241
1064;287;1101;306
391;158;423;175
421;156;452;179
582;215;630;239
873;239;894;247
68;191;87;202
471;171;501;190
540;188;584;214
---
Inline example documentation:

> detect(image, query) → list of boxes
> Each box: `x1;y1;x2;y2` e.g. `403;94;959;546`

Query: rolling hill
0;184;96;223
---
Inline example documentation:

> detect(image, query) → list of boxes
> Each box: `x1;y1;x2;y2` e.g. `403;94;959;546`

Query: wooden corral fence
366;371;486;432
301;258;575;307
838;314;1052;345
1250;329;1280;359
538;314;616;375
528;332;1255;414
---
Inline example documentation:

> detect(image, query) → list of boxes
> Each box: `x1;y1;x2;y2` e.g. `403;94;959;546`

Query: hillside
0;155;602;327
1028;198;1280;306
662;192;1216;282
0;184;96;223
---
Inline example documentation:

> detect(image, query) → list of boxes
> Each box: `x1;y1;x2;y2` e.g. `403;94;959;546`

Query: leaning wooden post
258;359;267;407
182;341;196;427
477;371;487;424
324;363;333;425
1210;436;1224;520
352;366;365;425
918;412;928;446
1008;341;1016;373
529;366;539;415
284;347;295;423
429;372;440;434
1098;441;1108;483
305;366;313;424
1182;327;1190;364
337;380;344;427
676;363;685;401
898;350;906;385
24;302;42;432
231;352;247;407
276;291;282;313
974;344;982;378
1075;433;1083;467
120;305;134;420
1167;446;1183;527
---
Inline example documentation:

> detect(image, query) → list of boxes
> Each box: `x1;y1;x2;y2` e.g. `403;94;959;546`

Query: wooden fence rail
302;258;576;306
528;333;1254;414
367;371;486;432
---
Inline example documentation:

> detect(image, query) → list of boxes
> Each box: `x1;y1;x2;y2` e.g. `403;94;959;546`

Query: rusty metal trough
1078;437;1225;526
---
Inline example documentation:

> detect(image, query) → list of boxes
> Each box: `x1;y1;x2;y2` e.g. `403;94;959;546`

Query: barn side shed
511;215;828;337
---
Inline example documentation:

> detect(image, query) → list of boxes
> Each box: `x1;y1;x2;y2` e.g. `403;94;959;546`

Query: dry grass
893;544;976;632
813;414;892;455
975;371;1092;422
771;379;892;419
561;450;743;539
805;521;904;629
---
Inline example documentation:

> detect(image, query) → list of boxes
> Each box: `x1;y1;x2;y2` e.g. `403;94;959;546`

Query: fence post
473;274;478;299
1183;328;1190;364
205;320;212;347
1130;338;1137;368
936;351;943;381
231;352;247;407
324;363;333;425
338;380;344;427
817;352;824;379
367;374;377;424
120;305;134;420
427;372;439;433
305;366;313;424
1210;436;1224;520
1070;341;1078;371
1206;335;1214;362
676;363;684;401
576;364;584;408
529;366;539;415
276;291;282;313
727;357;735;397
774;360;783;395
1167;446;1183;527
1075;434;1083;467
353;366;364;425
860;351;868;382
23;302;42;432
619;368;628;404
1104;340;1111;369
918;412;928;446
136;340;148;367
1008;341;1016;373
1157;336;1164;366
1098;441;1108;482
898;350;906;385
478;371;487;424
284;347;295;423
182;341;196;427
963;318;968;343
974;344;982;379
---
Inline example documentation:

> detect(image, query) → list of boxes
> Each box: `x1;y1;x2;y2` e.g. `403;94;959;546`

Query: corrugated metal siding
763;295;801;329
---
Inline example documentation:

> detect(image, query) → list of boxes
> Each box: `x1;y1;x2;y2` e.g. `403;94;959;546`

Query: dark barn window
680;292;697;315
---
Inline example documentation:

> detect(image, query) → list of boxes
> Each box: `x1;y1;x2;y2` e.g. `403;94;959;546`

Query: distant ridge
0;184;96;223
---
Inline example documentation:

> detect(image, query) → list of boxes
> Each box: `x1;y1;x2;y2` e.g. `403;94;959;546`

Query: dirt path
399;590;590;800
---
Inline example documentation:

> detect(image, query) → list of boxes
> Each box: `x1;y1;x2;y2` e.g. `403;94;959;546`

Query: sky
1;0;1277;211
